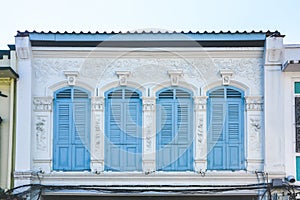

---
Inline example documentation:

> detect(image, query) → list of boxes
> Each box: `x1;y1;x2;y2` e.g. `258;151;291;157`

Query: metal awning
0;67;19;79
282;60;300;72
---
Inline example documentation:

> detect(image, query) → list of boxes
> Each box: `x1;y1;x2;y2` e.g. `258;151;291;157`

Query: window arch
53;87;91;171
156;87;194;171
105;87;142;171
207;86;245;170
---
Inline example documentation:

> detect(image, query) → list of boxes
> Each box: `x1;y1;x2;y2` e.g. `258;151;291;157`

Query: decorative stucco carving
142;97;155;152
197;116;204;144
144;111;154;152
91;97;104;111
35;116;47;152
64;71;79;86
116;71;131;86
194;96;208;111
33;58;83;83
142;97;156;111
33;97;53;112
168;70;183;86
94;114;102;155
219;69;234;85
213;58;263;94
245;96;264;111
249;116;262;153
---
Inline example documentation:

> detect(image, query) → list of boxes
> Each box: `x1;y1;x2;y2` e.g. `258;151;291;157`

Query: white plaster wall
15;45;266;187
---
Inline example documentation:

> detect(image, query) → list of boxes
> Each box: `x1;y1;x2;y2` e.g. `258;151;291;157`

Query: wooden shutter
105;88;142;171
207;99;226;170
227;101;243;169
156;88;193;171
53;87;91;171
72;101;90;170
207;87;244;170
54;101;72;170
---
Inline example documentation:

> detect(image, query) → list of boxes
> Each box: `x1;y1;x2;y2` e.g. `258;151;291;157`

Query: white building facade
13;31;292;199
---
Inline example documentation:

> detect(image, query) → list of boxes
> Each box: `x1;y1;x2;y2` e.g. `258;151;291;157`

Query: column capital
33;96;53;112
142;97;156;111
245;96;263;111
194;96;208;111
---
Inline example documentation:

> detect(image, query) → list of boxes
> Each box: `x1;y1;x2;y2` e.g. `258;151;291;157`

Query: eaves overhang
282;60;300;72
16;30;282;48
0;67;19;79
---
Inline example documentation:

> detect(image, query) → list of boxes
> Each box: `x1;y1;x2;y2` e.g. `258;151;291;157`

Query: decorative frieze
91;96;104;111
194;96;208;111
245;96;263;111
168;70;183;86
33;97;53;112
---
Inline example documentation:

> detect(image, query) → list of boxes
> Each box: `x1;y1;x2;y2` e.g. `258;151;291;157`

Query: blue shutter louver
105;88;142;171
53;87;90;171
207;86;244;170
157;88;193;171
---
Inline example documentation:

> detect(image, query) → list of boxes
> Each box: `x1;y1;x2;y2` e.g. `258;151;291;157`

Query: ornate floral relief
249;117;262;153
245;96;264;111
35;116;47;152
197;115;204;144
33;97;53;112
33;58;83;83
144;112;153;152
94;115;102;155
194;96;208;111
212;58;263;94
91;97;104;111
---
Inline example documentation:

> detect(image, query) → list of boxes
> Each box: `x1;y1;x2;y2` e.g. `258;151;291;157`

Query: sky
1;0;300;49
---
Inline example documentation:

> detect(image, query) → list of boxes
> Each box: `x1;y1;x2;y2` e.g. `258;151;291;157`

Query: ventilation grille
209;88;242;98
209;88;224;98
56;89;72;98
159;89;191;99
74;89;89;98
227;88;242;98
107;89;140;99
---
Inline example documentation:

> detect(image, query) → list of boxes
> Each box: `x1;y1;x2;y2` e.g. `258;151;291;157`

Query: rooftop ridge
16;30;283;37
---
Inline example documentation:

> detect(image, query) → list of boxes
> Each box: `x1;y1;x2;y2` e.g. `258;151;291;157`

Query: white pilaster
90;96;104;173
245;96;264;171
194;96;207;172
15;36;33;186
264;36;285;174
32;96;53;173
142;97;156;173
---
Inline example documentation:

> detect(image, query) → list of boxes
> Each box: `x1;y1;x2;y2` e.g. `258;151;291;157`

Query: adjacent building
11;30;299;199
0;45;18;191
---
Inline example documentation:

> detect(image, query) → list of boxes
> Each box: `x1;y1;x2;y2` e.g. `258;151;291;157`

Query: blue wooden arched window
105;87;142;171
156;87;193;171
207;86;244;170
53;87;91;171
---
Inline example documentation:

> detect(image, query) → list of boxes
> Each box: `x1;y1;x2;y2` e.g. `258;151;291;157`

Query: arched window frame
156;87;194;171
207;86;245;170
53;86;91;171
104;87;143;171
